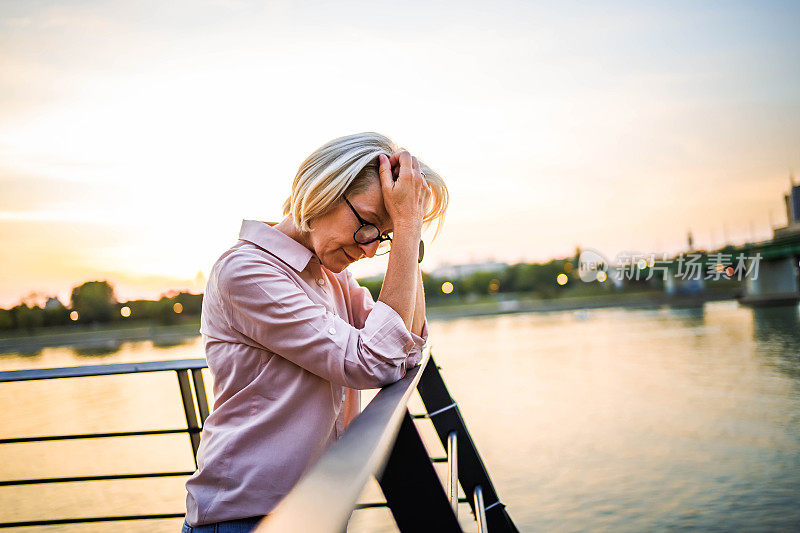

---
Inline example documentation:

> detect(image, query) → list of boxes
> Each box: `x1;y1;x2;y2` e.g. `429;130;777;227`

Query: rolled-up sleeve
344;268;428;369
406;319;428;368
218;252;418;388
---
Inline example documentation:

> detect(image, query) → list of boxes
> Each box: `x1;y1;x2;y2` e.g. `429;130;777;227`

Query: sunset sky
1;0;799;307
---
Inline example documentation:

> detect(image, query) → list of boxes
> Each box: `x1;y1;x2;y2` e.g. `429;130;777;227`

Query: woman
182;132;448;532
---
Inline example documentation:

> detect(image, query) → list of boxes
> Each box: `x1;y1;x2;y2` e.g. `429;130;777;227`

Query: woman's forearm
410;266;426;337
377;228;420;331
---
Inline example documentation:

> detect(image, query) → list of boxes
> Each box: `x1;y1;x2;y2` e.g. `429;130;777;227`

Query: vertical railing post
176;369;201;465
417;356;520;532
474;485;487;533
378;411;462;532
447;431;458;517
191;368;211;425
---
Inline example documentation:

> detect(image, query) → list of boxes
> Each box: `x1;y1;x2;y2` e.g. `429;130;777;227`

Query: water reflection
666;305;706;327
751;305;800;382
752;305;800;343
8;349;42;358
0;336;205;372
427;301;800;532
152;338;192;349
74;342;123;357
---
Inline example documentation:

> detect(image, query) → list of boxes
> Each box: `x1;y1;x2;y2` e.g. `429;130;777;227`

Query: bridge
723;181;800;307
632;183;800;307
735;228;800;306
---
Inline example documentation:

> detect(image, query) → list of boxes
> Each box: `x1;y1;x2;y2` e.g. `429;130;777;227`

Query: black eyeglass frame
343;196;392;256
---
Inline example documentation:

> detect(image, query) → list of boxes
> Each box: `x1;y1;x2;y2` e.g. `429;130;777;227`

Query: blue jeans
181;516;264;533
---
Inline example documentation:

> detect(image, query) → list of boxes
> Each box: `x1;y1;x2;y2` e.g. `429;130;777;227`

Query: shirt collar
238;219;315;272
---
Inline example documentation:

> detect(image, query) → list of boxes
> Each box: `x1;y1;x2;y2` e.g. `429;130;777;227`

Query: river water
1;301;798;532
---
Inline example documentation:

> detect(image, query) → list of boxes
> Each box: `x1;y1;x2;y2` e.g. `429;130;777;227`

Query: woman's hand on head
378;151;431;233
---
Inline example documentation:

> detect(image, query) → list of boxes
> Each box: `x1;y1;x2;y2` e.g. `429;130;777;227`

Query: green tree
11;304;44;330
460;271;497;295
0;309;13;330
43;298;70;326
70;281;117;323
154;297;178;325
422;272;446;302
174;292;203;315
125;299;156;320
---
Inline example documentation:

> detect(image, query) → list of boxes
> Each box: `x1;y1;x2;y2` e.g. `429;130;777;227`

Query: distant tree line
0;280;202;333
358;258;616;302
3;252;741;333
358;251;744;302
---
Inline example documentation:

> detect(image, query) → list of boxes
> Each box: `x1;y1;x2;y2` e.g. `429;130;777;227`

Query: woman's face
308;178;393;273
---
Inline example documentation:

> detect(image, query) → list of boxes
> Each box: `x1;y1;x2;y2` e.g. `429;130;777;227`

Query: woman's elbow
342;357;406;389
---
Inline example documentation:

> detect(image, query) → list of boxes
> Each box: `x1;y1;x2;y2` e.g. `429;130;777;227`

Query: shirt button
328;327;336;335
317;278;325;286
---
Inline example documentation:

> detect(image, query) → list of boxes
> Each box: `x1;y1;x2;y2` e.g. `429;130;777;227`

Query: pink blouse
184;219;427;525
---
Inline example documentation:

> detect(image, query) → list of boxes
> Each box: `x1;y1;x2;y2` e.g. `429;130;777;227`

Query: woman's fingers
387;152;403;180
397;151;413;180
379;149;431;230
387;151;428;194
378;154;394;190
390;151;424;185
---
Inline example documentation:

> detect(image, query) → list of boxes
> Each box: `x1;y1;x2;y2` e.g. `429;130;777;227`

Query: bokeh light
488;279;500;293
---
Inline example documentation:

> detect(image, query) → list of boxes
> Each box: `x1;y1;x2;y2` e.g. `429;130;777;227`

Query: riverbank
0;289;742;354
426;288;741;320
0;320;201;355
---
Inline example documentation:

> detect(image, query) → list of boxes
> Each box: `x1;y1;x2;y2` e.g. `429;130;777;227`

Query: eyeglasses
344;196;392;256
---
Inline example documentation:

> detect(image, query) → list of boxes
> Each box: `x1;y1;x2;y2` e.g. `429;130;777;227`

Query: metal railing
0;352;519;532
0;358;209;527
255;349;518;532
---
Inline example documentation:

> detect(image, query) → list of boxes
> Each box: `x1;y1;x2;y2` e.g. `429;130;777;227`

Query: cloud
0;167;113;213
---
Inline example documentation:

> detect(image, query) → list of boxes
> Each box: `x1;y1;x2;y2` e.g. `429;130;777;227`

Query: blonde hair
282;132;448;238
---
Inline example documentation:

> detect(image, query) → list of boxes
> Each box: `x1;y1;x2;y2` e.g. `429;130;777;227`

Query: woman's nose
360;241;380;258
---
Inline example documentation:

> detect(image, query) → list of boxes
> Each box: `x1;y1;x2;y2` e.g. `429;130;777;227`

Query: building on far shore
430;261;509;280
44;297;65;310
776;177;800;238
